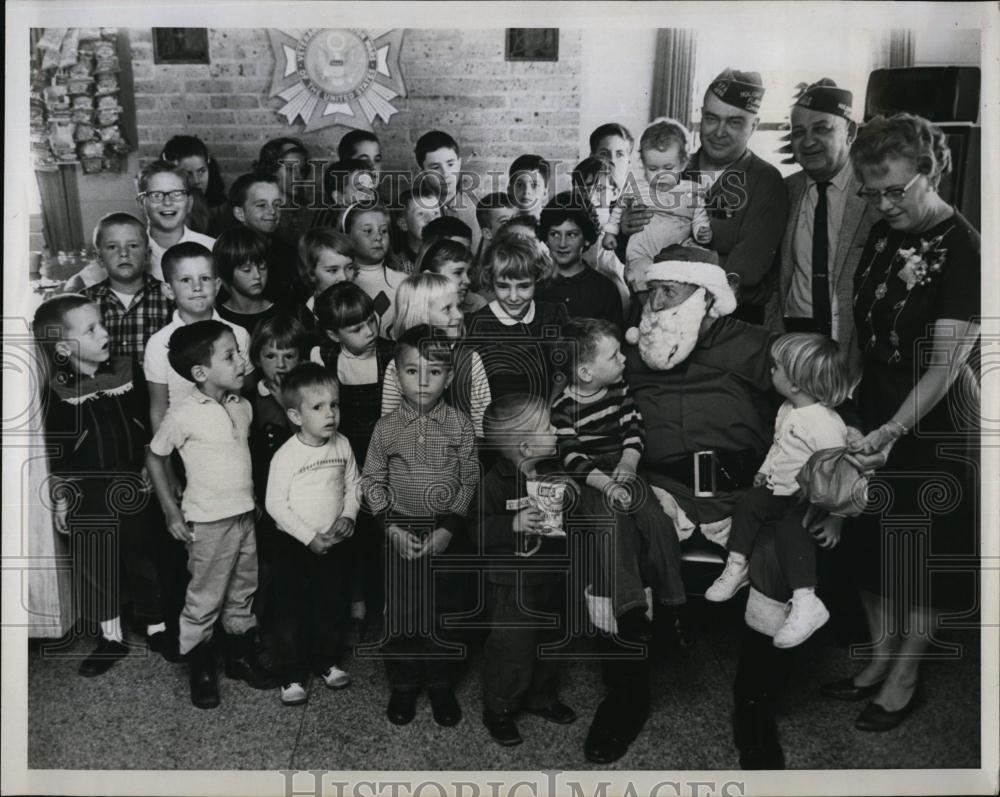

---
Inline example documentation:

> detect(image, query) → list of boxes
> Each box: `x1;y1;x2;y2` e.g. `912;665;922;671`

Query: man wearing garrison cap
769;78;879;379
619;68;789;326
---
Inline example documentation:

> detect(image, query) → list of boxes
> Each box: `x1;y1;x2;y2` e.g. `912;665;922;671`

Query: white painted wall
915;28;981;66
577;28;657;162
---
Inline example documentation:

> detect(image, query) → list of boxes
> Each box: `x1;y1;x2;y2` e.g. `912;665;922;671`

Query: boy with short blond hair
361;325;478;729
265;362;361;705
83;211;173;359
146;320;274;708
33;295;172;674
138;161;216;282
551;317;686;639
474;393;576;747
142;242;253;430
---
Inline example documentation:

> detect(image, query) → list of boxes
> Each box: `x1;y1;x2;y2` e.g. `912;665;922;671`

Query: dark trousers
68;479;164;626
578;477;687;615
382;530;462;691
482;579;565;713
272;530;349;684
729;486;816;591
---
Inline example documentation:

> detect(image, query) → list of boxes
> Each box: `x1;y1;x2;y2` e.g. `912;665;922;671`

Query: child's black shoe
617;607;654;643
429;686;462;727
482;708;522;746
387;689;419;725
147;630;183;663
526;700;577;724
187;641;219;709
78;637;129;677
224;631;278;690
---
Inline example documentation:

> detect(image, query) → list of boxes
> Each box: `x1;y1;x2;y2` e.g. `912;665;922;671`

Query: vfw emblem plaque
267;28;407;132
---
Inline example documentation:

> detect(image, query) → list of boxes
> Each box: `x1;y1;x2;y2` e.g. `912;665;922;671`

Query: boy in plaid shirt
83;213;173;360
361;325;478;729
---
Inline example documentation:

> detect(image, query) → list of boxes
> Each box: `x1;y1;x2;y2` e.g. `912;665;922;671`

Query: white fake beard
637;287;708;370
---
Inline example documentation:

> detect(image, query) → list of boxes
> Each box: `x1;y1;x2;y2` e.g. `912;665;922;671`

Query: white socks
100;616;124;643
146;622;167;636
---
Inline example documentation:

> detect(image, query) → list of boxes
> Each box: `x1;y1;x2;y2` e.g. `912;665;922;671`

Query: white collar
808;159;852;192
488;300;536;326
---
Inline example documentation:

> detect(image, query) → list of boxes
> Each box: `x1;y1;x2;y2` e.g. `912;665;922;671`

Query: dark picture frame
505;28;559;62
152;28;210;64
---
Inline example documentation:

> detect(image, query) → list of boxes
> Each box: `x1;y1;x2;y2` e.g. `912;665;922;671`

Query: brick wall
129;28;583;196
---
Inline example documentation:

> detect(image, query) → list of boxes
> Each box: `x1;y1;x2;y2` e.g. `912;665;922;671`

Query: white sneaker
281;682;307;705
705;556;750;602
321;665;351;689
773;593;830;648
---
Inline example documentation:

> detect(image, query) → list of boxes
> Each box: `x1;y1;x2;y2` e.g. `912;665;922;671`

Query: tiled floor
27;601;981;771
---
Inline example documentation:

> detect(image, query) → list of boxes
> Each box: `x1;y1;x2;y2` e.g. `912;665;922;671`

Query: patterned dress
849;210;980;608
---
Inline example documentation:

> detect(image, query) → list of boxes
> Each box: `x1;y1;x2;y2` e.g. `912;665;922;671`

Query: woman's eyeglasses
139;189;190;204
856;173;921;205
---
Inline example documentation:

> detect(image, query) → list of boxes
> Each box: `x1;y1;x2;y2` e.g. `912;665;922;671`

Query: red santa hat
644;245;737;318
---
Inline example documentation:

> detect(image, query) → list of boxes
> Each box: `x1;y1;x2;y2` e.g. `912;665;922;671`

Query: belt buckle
693;450;717;497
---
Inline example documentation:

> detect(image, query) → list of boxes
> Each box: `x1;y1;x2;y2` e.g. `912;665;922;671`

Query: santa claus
584;244;844;768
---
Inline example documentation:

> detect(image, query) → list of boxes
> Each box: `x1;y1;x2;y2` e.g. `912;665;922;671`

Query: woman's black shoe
820;676;885;702
482;708;522;746
855;682;922;732
188;642;220;709
429;687;462;727
387;689;419;726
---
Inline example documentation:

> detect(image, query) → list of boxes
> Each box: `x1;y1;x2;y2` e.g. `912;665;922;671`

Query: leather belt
657;450;762;497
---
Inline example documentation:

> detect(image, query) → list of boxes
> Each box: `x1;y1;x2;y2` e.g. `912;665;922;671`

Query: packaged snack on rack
95;107;120;126
67;78;93;96
93;41;119;72
97;125;124;144
95;72;119;95
72;107;95;124
74;123;97;142
72;94;94;110
59;29;80;68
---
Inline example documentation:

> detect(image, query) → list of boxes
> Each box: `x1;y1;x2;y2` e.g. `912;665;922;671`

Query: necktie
812;181;832;337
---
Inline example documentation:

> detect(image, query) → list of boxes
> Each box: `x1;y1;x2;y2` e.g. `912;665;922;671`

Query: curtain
874;29;915;69
650;29;698;128
35;166;85;252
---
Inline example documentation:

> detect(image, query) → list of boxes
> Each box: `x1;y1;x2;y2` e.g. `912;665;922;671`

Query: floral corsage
896;234;948;290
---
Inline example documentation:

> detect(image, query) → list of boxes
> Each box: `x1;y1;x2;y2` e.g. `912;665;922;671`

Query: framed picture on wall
153;28;210;64
505;28;559;62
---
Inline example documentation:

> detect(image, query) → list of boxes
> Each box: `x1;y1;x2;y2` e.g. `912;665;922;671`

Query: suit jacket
770;167;879;379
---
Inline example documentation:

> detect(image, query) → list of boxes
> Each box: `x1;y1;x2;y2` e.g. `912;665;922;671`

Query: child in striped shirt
551;318;686;640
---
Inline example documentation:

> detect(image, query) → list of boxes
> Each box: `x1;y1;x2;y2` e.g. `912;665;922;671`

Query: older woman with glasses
820;113;980;731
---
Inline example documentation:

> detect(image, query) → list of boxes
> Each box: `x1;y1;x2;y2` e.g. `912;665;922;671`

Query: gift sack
796;446;869;517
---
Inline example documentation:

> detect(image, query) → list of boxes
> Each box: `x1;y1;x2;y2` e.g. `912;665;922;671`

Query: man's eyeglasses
856;173;921;205
139;189;190;204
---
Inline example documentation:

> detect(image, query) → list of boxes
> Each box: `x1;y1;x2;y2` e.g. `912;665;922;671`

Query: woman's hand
802;505;843;549
845;422;902;474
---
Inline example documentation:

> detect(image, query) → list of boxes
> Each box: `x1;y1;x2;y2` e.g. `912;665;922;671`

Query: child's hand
419;527;452;557
165;508;194;543
611;457;637;484
694;224;713;245
753;472;767;488
53;496;70;535
810;515;843;549
601;231;619;251
388;524;422;560
512;506;543;535
329;516;355;541
308;533;332;555
606;482;632;511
